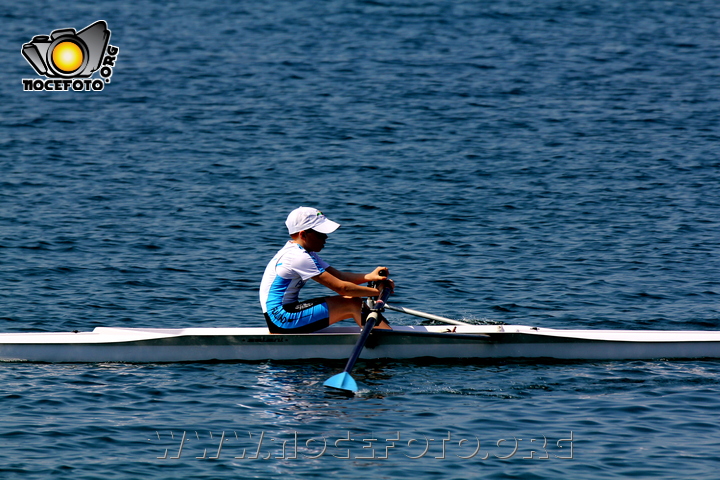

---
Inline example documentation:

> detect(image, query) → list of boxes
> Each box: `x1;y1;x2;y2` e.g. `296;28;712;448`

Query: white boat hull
2;325;720;363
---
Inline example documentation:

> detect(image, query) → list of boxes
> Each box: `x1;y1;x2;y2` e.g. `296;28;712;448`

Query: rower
259;207;392;334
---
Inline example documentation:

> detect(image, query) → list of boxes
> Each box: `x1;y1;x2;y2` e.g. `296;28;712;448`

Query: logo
21;20;119;92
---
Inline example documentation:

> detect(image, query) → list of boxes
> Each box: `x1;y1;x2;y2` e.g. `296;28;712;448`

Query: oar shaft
325;282;392;393
342;312;378;373
342;284;392;370
385;305;471;326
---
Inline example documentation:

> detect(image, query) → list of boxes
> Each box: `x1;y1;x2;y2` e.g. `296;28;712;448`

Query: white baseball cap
285;207;340;235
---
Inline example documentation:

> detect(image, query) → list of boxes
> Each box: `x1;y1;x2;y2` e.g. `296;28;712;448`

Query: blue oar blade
323;372;358;393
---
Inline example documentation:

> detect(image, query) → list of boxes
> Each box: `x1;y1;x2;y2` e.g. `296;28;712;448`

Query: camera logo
21;20;119;92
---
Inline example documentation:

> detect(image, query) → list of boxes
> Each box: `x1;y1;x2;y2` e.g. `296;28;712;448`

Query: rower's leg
326;296;391;330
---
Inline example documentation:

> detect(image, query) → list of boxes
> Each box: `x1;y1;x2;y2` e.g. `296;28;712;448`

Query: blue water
1;0;719;478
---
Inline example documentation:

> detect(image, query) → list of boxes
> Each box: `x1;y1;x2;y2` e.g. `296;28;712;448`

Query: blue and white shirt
259;241;330;313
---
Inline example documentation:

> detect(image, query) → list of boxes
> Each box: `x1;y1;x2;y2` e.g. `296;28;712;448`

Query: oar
324;281;392;394
385;304;472;326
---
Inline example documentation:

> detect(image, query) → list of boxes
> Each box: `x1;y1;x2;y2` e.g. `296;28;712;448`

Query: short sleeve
291;251;328;281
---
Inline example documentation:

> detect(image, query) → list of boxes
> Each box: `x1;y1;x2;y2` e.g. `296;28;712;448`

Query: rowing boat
2;324;720;363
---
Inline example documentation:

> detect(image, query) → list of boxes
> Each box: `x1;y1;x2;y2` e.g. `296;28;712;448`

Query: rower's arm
312;270;381;297
325;266;389;285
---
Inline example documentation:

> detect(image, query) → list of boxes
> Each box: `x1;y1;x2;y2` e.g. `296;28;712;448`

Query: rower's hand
368;266;390;282
369;267;394;293
379;278;394;294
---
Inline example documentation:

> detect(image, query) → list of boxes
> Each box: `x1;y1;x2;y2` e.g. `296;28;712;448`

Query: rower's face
304;229;327;252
